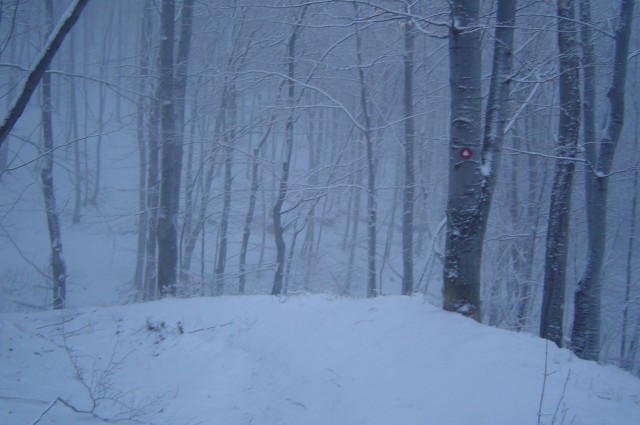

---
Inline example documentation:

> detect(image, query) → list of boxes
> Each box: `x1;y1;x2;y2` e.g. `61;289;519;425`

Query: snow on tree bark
40;0;68;310
443;0;483;320
540;0;581;348
571;0;635;361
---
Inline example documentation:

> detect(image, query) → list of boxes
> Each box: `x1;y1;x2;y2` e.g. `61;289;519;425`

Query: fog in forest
1;0;639;375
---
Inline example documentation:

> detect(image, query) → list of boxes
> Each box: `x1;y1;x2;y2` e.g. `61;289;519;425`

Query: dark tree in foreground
540;0;581;348
443;0;483;319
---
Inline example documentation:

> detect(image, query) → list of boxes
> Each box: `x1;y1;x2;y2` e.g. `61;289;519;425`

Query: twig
35;316;78;330
186;321;233;334
537;340;549;425
551;370;572;425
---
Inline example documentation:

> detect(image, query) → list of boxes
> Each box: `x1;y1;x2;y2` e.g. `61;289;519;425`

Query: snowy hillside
2;295;639;425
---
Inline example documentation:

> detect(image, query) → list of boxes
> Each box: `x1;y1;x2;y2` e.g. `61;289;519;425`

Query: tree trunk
214;84;235;295
540;0;581;348
570;0;635;362
67;33;82;225
442;0;483;319
402;19;416;295
133;0;153;298
272;18;302;296
40;0;67;310
156;0;179;296
353;2;377;298
239;119;272;294
443;0;516;320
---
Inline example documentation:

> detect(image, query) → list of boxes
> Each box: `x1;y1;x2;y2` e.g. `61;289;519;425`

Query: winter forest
1;0;640;386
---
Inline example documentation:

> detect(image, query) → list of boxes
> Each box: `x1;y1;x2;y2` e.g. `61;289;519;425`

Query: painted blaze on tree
443;0;483;321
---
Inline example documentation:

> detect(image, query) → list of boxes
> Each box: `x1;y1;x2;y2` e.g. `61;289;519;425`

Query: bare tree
571;0;635;361
272;8;306;296
402;16;416;296
353;1;378;298
40;0;67;309
540;0;581;348
442;0;483;319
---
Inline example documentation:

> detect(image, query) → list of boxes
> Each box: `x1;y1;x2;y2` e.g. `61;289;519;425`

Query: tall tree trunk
345;148;363;295
40;0;67;310
571;0;635;360
239;119;273;294
402;18;416;295
156;0;178;296
67;33;82;225
133;0;153;298
353;2;377;298
272;16;303;296
442;0;483;319
539;0;581;348
443;0;516;320
144;99;160;300
215;84;235;295
620;160;638;370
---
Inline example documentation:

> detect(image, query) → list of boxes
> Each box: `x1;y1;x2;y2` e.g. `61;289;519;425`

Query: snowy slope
1;295;639;425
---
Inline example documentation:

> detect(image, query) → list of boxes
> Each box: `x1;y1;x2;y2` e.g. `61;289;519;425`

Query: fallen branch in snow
187;321;233;334
43;315;163;424
32;396;148;424
35;316;78;330
33;397;91;424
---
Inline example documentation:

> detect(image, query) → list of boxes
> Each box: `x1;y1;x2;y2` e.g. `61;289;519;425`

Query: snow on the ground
1;295;639;425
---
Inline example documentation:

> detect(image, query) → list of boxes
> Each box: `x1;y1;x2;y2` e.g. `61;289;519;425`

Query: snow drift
1;295;639;424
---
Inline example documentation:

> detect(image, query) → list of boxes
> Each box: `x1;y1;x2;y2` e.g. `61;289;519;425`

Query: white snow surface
1;295;640;425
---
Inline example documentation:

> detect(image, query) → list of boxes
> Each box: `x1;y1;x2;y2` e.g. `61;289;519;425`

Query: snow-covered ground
1;294;639;425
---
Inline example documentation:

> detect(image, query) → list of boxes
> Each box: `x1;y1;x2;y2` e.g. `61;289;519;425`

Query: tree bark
40;0;67;310
133;0;153;298
272;15;303;296
402;19;416;295
540;0;581;348
443;0;483;319
571;0;635;360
